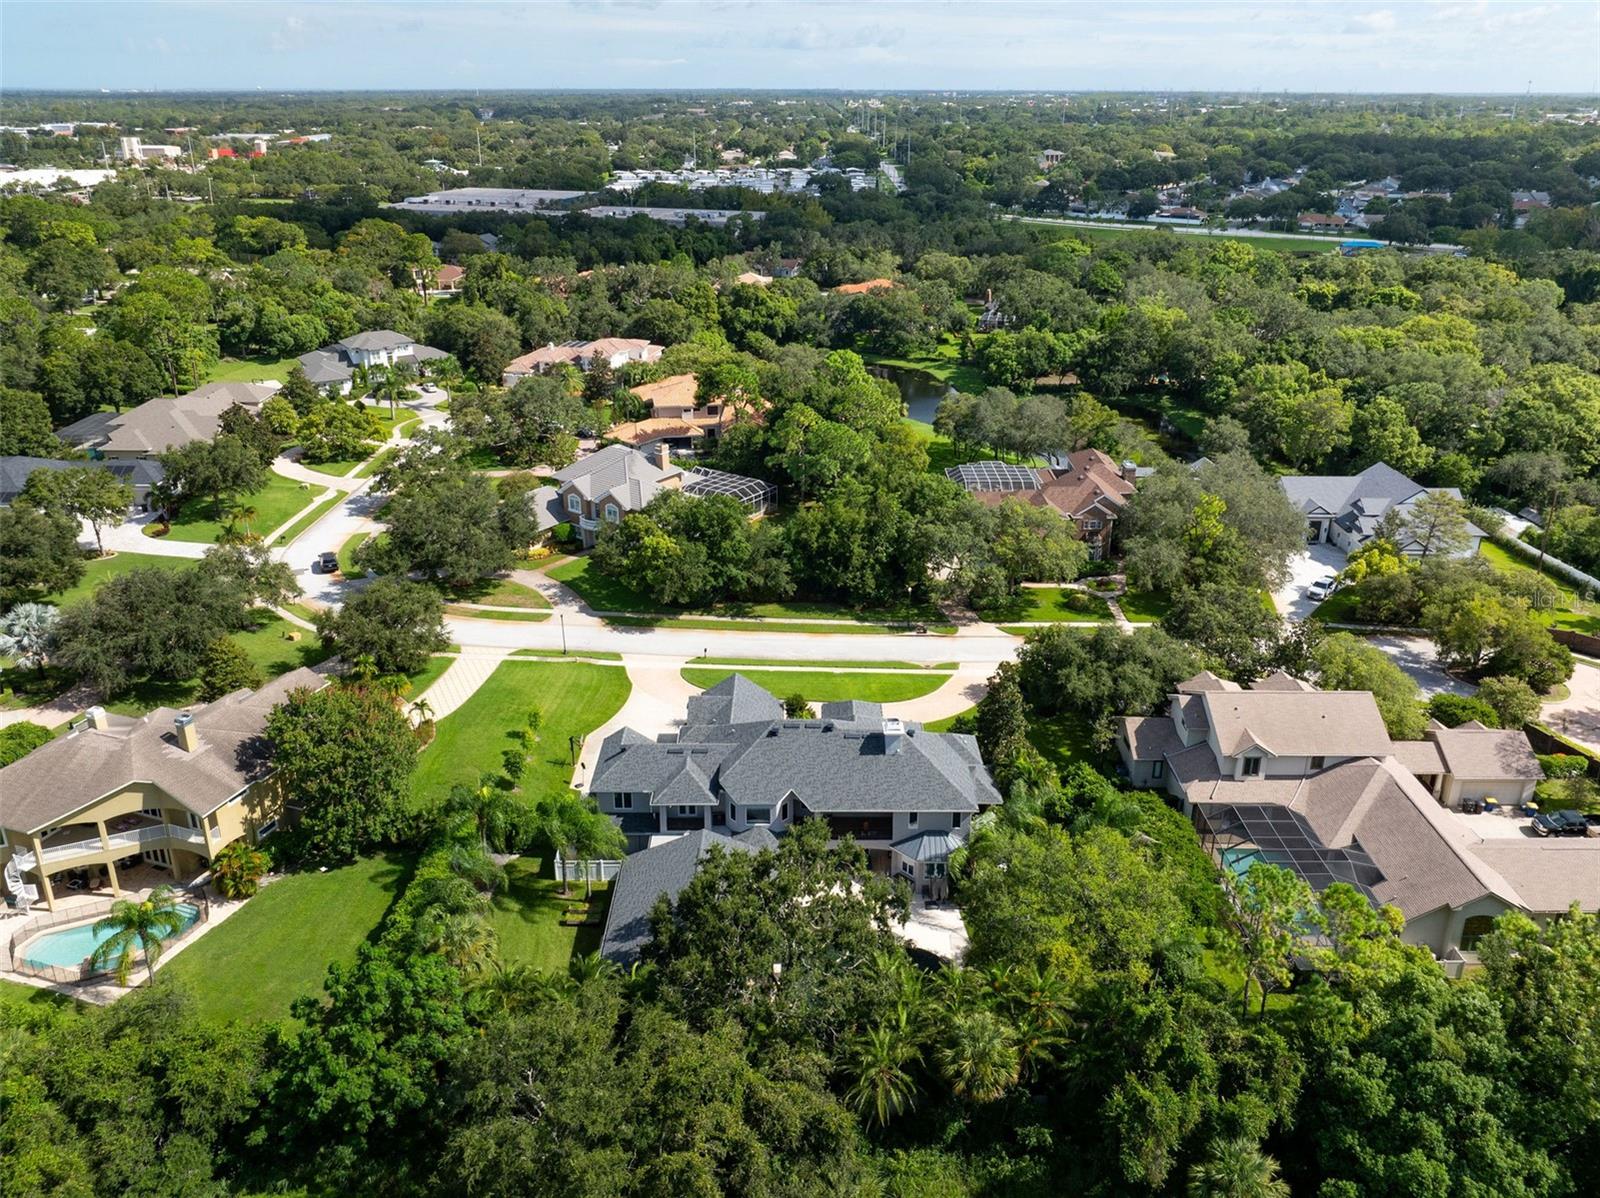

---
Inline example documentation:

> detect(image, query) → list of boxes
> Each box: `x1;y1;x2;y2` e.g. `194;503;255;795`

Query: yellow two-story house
0;668;323;912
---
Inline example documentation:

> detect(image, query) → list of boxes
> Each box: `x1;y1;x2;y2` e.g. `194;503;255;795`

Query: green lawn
443;606;553;622
148;475;317;544
682;667;951;703
43;551;194;609
337;531;369;576
1481;541;1600;636
355;448;397;479
434;575;551;609
689;656;940;670
269;490;344;547
0;979;74;1012
102;615;329;716
511;647;624;661
864;335;988;394
1310;587;1365;624
300;456;366;477
1119;590;1173;624
547;556;944;626
409;660;632;813
206;354;303;384
404;653;456;702
980;586;1115;624
923;706;1099;769
163;852;414;1023
487;856;611;972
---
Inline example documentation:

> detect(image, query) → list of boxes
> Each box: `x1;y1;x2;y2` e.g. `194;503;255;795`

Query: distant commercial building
391;187;586;213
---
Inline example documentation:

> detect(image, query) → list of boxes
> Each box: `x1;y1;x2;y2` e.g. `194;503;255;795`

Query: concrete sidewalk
412;647;512;722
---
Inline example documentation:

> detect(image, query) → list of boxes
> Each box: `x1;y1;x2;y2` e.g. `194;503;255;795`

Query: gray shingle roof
69;384;278;456
0;456;163;503
591;674;1000;817
0;667;324;835
1202;690;1393;758
296;348;352;385
1279;462;1428;517
337;329;415;352
598;828;764;963
555;443;681;508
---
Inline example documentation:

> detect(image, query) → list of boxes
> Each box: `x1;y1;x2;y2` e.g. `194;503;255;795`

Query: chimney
1121;459;1138;483
87;705;109;731
653;441;672;471
882;718;905;755
174;712;199;753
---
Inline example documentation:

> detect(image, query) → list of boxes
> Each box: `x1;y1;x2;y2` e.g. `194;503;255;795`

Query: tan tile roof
1430;727;1544;781
0;668;325;835
632;374;700;411
607;418;706;447
1202;690;1394;758
833;278;895;294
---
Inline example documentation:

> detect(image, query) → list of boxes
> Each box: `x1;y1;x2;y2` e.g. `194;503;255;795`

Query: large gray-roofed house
57;382;279;460
0;456;164;510
530;443;686;549
296;329;448;393
588;675;1001;898
597;827;770;964
1280;460;1485;557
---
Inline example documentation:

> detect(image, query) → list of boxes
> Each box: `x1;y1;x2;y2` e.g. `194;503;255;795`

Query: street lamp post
560;612;567;655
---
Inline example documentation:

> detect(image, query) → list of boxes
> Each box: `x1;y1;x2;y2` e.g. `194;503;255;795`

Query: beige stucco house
1118;670;1596;972
0;668;323;913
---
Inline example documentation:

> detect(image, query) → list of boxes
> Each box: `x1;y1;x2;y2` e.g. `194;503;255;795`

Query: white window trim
566;493;581;513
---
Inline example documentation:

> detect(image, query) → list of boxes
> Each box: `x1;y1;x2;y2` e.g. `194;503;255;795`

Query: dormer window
1241;757;1262;777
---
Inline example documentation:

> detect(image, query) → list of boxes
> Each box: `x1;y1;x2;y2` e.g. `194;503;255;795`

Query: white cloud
1345;9;1398;33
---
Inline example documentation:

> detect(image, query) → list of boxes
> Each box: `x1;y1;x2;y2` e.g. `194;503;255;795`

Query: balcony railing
19;824;208;869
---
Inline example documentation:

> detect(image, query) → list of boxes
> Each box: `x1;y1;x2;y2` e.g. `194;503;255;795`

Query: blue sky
3;1;1596;94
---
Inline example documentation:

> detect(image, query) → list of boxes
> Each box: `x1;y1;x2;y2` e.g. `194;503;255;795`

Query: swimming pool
21;902;201;971
1220;847;1266;879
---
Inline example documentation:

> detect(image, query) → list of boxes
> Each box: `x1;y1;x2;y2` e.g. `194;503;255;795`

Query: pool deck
0;875;274;1005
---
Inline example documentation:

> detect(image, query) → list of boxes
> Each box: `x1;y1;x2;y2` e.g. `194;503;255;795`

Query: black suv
316;551;339;574
1531;809;1589;837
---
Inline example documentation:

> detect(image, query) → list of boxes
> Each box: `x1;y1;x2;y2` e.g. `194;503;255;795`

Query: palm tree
936;1010;1021;1104
409;697;434;725
1187;1138;1290;1198
448;775;530;853
532;792;586;897
843;1022;923;1127
418;907;498;974
230;501;259;536
569;803;626;900
471;960;555;1014
88;886;189;985
0;603;61;673
449;841;507;898
348;653;379;683
567;951;619;985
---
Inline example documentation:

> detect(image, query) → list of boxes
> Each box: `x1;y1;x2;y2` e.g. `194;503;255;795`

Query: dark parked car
316;551;339;574
1532;809;1588;837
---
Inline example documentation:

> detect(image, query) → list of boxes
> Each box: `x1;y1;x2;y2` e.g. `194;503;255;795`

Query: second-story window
604;504;619;522
566;493;581;513
908;812;919;828
615;793;633;810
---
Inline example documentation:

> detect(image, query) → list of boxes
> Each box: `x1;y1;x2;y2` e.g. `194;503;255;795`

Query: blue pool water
1220;847;1266;879
23;902;201;970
